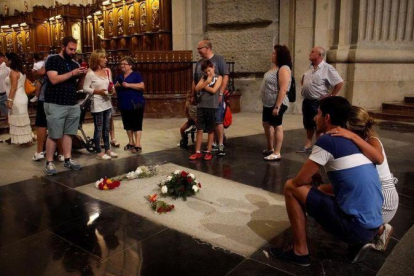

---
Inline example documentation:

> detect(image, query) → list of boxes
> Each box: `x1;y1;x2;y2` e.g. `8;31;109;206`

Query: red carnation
181;171;188;177
198;183;202;188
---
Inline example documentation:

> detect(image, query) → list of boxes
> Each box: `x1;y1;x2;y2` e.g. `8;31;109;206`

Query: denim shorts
306;187;379;245
0;93;7;117
216;101;225;124
44;103;80;139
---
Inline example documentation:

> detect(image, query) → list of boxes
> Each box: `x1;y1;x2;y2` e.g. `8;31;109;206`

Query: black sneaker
269;246;310;267
347;243;372;263
218;144;226;156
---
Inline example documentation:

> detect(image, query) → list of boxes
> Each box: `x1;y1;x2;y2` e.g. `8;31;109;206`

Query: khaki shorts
44;103;80;139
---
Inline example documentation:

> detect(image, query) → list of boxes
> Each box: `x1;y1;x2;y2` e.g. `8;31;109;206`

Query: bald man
297;47;344;153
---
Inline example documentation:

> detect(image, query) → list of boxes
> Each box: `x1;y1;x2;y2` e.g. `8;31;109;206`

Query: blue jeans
92;109;112;153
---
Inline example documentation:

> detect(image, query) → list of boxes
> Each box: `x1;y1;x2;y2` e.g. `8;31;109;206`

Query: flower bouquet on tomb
159;170;201;201
146;194;175;214
125;165;159;180
95;177;121;190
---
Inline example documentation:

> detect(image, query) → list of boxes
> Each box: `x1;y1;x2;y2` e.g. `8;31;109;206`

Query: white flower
192;185;199;193
174;170;181;175
95;178;104;188
141;166;149;174
161;185;168;194
135;167;143;175
126;171;137;180
166;175;172;181
188;173;195;180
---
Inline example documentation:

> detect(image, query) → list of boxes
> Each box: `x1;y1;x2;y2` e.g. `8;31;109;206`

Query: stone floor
0;113;413;276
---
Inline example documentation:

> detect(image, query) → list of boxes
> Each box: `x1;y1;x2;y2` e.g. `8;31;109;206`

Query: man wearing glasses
193;40;229;157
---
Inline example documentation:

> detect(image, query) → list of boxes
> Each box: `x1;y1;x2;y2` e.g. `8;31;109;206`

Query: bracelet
7;98;13;102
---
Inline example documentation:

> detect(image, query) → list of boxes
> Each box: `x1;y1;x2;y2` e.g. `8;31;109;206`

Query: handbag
24;79;36;95
223;104;232;128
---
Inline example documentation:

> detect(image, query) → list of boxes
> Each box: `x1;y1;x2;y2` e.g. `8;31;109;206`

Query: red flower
187;177;192;183
198;183;202;188
181;171;188;177
148;194;158;203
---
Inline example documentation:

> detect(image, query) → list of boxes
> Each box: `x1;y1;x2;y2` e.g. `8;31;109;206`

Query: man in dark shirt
44;36;87;175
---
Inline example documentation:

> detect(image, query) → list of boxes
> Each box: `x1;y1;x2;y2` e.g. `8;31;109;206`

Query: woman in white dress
5;52;33;145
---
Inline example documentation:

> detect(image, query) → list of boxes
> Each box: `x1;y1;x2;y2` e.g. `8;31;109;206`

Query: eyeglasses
197;46;207;50
120;63;131;66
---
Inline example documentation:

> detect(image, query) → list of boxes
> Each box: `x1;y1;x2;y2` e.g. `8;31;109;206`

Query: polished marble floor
1;122;414;276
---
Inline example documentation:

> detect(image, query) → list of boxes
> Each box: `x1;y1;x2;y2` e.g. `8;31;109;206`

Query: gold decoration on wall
139;2;147;33
152;0;160;30
25;31;30;49
117;9;123;36
17;32;23;52
108;12;113;36
128;7;135;34
6;34;13;52
60;22;65;41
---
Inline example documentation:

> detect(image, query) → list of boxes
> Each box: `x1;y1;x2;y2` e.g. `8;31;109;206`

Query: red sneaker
189;152;203;160
204;152;213;161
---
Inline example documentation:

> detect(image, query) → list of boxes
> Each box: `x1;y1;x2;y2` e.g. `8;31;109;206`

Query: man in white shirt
296;47;344;153
0;52;11;143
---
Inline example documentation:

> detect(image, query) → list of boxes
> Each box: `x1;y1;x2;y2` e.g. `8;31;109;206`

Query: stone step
369;110;414;123
382;102;414;115
405;95;414;103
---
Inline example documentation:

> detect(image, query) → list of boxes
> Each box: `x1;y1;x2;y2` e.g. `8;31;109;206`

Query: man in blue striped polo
269;96;383;266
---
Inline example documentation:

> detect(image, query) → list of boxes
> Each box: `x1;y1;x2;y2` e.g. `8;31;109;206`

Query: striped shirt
310;134;383;229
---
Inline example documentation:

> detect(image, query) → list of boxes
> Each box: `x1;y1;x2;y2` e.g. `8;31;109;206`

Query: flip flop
131;146;142;153
264;153;281;161
124;144;134;150
111;139;120;148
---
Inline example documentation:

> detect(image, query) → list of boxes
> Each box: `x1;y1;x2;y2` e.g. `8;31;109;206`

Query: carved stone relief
118;9;123;36
17;32;23;52
152;0;160;30
6;34;12;52
108;12;113;36
71;23;82;52
128;7;135;34
60;22;65;41
140;2;147;33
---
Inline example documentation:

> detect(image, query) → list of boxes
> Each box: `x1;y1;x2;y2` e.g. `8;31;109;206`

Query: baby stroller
73;92;96;153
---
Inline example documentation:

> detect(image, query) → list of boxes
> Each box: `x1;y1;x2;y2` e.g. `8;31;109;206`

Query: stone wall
205;0;279;112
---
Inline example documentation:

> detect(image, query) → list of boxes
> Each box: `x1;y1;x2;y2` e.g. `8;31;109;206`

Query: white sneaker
108;151;118;158
32;152;45;161
372;223;393;251
58;155;64;162
96;153;111;160
30;96;38;103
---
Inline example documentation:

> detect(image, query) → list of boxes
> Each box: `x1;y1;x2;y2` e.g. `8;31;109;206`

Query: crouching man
270;96;383;266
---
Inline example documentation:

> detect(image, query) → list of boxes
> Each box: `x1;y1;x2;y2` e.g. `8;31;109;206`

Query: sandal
124;144;134;151
264;153;281;161
111;139;120;148
131;146;142;153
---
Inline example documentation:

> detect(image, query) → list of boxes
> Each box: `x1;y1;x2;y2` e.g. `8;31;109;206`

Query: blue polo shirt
310;134;383;229
115;71;144;110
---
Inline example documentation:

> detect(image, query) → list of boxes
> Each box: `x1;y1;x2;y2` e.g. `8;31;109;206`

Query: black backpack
276;68;296;102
